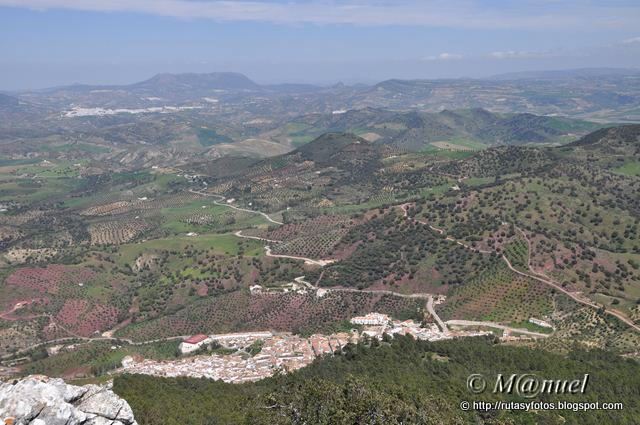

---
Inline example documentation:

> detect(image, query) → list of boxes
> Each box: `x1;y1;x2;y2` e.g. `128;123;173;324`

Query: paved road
1;335;189;361
445;320;550;338
427;295;449;334
401;203;640;334
502;254;640;333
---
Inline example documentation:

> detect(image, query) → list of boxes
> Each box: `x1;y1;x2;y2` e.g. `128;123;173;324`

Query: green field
613;160;640;176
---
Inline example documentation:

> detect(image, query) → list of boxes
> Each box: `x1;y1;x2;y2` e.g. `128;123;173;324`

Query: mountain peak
134;72;260;91
295;132;368;163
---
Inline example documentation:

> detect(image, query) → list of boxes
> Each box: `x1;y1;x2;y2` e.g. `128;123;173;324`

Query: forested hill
114;336;640;425
567;124;640;149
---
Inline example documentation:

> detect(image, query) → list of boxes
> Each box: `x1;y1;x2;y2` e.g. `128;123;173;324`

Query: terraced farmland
89;219;151;245
55;299;121;337
438;263;554;323
116;289;423;342
5;265;96;296
502;237;529;272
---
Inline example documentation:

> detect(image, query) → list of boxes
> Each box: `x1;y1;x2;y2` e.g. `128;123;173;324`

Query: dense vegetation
313;210;499;290
114;336;640;425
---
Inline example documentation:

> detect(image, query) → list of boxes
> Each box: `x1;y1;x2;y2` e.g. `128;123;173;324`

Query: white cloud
424;53;463;61
622;36;640;44
0;0;639;29
489;50;551;59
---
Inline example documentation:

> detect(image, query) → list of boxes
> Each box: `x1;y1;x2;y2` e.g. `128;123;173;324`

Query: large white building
179;334;211;354
350;313;390;326
528;318;554;329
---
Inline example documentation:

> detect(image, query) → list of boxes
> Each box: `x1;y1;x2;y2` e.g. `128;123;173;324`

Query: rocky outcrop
0;375;137;425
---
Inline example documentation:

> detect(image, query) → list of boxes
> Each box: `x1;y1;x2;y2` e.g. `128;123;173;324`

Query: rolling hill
274;108;603;152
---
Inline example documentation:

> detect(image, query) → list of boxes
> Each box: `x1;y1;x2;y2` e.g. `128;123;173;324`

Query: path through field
189;189;283;225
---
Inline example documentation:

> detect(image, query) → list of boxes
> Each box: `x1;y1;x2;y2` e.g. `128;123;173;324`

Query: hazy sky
1;0;640;89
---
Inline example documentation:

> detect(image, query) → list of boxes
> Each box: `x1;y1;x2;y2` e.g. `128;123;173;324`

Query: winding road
399;204;492;254
233;230;333;266
193;190;333;264
12;188;637;361
400;203;640;334
189;189;283;225
207;193;640;334
507;225;640;332
502;254;640;333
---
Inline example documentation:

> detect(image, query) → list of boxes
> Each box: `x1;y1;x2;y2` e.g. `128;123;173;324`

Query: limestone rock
0;376;137;425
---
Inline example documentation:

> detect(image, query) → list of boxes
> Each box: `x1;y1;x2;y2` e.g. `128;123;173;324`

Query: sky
1;0;640;90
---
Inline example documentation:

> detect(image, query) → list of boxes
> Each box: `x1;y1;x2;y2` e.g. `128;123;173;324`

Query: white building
528;318;554;329
210;331;273;349
179;334;212;354
350;313;391;326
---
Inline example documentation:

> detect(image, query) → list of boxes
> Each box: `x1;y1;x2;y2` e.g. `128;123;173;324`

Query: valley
4;1;640;421
1;116;639;378
1;69;640;425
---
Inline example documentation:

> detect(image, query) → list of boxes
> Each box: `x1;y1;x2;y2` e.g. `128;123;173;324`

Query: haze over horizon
1;0;640;90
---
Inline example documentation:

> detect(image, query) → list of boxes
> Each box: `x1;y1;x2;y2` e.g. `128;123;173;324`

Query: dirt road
190;189;283;225
445;320;549;338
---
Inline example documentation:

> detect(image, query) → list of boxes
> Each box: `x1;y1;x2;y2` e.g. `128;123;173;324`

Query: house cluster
178;331;277;354
122;353;273;383
352;313;452;341
119;312;487;384
361;320;447;341
210;331;274;349
121;332;355;383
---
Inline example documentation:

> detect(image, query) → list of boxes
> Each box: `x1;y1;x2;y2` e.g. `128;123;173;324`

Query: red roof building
184;334;209;344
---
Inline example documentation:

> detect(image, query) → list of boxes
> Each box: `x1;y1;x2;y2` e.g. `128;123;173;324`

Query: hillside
359;76;640;121
560;124;640;173
114;336;640;425
568;124;640;149
274;108;603;153
294;132;374;163
1;114;639;390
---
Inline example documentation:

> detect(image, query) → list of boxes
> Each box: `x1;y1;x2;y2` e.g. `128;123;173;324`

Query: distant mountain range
489;67;640;81
0;68;637;167
8;68;640;124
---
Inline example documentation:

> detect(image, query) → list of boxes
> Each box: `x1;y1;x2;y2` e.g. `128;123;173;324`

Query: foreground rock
0;375;137;425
